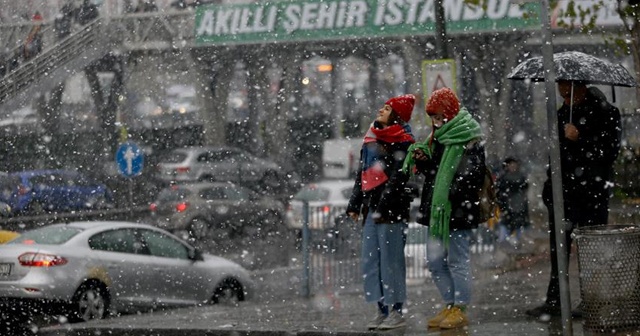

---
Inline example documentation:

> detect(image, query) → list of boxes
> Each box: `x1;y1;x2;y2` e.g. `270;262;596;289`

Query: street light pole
434;0;449;59
539;1;573;334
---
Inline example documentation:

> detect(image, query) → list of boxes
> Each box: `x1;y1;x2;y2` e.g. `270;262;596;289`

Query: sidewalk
40;227;597;336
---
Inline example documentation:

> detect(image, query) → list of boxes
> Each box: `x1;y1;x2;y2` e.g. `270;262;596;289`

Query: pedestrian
76;0;99;26
402;87;485;329
495;156;530;247
346;94;416;331
526;81;621;318
55;1;75;40
23;11;43;60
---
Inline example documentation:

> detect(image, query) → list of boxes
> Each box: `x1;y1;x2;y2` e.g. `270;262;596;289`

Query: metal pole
540;1;573;334
302;201;310;298
434;0;449;59
129;179;133;217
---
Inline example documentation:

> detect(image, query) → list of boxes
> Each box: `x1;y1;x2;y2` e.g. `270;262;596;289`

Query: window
225;186;248;201
89;229;146;254
140;229;189;260
8;225;82;245
30;174;66;188
294;186;330;202
200;187;226;200
340;188;352;200
197;153;212;162
157;188;191;202
0;175;20;198
160;151;188;164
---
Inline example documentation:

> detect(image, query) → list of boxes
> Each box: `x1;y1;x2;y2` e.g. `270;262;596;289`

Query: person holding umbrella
526;80;621;318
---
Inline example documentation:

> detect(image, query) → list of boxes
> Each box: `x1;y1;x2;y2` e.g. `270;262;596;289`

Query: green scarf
402;108;483;246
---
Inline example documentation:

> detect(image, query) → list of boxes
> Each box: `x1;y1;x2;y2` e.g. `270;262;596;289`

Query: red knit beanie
426;87;460;122
385;94;415;123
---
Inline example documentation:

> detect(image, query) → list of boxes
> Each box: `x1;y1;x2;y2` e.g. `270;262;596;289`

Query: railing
0;12;198;110
106;11;194;50
297;203;502;297
0;18;110;109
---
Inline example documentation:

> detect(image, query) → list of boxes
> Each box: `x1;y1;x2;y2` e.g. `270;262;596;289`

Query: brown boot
427;305;452;328
439;306;469;329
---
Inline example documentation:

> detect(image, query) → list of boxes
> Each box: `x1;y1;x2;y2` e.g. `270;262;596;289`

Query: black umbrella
508;51;636;122
507;51;637;87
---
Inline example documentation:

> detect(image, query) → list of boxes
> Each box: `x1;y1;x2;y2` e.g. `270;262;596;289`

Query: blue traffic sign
116;142;144;178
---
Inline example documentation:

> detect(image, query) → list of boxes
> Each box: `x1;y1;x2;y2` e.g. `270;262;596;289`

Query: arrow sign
116;142;144;178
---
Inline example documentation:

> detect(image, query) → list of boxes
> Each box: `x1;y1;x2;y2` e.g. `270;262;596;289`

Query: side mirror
189;248;204;261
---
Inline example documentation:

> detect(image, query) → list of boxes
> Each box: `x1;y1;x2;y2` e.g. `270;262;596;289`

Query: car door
88;228;156;309
29;173;67;211
69;173;104;209
200;186;239;232
235;151;262;183
211;149;254;183
137;229;209;305
224;185;257;225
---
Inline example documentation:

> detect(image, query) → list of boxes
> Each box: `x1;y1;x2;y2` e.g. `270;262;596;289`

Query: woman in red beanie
346;94;415;330
403;87;486;330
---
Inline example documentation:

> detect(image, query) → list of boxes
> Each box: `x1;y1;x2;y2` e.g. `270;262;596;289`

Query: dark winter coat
496;169;530;231
347;140;413;224
542;87;621;223
415;140;486;230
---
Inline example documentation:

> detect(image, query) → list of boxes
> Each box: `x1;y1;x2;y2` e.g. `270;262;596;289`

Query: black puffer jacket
415;140;486;230
346;140;413;224
542;88;621;209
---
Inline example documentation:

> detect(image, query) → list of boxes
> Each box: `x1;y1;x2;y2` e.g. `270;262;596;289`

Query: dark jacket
543;87;621;211
346;139;412;224
415;140;486;230
496;169;529;230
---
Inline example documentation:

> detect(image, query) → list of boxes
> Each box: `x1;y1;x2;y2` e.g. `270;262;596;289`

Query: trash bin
573;224;640;333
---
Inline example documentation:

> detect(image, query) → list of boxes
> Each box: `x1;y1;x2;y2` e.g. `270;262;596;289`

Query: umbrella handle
569;82;574;124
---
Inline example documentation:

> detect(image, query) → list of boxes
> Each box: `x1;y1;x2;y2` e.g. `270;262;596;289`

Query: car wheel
69;282;109;322
211;278;244;305
261;171;281;191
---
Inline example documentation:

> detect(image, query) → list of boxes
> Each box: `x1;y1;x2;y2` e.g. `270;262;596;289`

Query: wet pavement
37;228;605;336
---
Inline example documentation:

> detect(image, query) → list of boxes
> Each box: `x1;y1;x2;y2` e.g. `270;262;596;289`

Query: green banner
195;0;540;46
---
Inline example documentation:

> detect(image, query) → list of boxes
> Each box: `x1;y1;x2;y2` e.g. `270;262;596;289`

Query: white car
286;180;354;231
0;221;254;323
155;146;294;191
286;179;420;230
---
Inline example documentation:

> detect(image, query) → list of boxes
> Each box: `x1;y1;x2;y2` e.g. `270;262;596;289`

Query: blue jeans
361;214;407;306
426;229;472;306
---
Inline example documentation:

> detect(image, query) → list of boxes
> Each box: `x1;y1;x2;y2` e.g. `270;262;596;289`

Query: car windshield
160;151;188;163
294;186;330;202
157;187;191;202
0;175;20;194
7;225;83;245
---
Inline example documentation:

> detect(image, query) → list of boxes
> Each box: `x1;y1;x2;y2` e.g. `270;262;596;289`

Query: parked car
155;146;298;192
0;221;254;323
0;230;18;244
286;180;353;231
0;170;114;215
148;182;285;242
286;179;420;231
